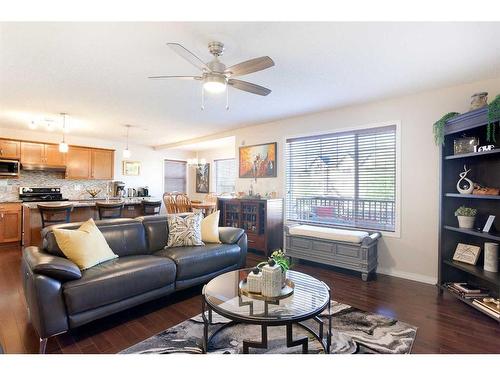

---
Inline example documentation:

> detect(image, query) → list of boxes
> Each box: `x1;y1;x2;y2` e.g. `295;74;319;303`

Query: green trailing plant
433;112;460;146
257;249;290;273
454;206;477;217
487;94;500;143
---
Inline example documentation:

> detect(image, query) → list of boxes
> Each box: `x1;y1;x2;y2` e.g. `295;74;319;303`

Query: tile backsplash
0;170;111;202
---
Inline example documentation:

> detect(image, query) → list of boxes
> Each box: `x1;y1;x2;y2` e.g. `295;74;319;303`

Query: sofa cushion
53;219;118;270
288;225;369;244
63;255;176;314
155;244;241;281
166;213;204;247
43;219;149;257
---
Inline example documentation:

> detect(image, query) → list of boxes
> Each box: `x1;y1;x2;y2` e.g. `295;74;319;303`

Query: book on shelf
445;283;490;299
452;282;481;294
472;299;500;319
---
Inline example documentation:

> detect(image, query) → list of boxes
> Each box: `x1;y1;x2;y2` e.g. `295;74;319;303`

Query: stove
19;187;69;202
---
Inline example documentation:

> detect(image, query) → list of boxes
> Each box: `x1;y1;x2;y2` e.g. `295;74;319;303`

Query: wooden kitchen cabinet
0;139;21;159
20;142;65;167
44;144;66;166
21;142;45;164
0;203;22;244
91;149;114;180
66;146;92;179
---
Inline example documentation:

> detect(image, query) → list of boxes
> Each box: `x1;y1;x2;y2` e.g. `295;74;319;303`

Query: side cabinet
219;198;283;255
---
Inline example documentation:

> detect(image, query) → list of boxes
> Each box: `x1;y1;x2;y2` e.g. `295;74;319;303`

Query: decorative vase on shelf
484;243;499;273
457;216;475;229
456;165;474;195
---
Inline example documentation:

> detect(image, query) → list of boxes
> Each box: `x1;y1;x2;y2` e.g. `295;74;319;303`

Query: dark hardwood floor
0;245;498;354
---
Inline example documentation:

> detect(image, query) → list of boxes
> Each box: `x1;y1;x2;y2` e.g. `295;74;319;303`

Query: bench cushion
288;225;369;244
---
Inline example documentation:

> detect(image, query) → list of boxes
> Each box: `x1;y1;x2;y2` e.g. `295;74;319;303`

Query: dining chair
163;193;178;214
203;193;218;215
174;193;192;213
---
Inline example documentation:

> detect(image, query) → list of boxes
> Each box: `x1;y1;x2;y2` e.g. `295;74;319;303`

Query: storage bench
285;224;381;281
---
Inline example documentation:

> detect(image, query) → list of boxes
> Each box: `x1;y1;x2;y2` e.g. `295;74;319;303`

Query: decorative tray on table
238;279;295;301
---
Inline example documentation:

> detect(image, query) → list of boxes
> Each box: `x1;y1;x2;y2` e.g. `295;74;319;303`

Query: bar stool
96;201;124;220
141;200;162;216
37;203;74;228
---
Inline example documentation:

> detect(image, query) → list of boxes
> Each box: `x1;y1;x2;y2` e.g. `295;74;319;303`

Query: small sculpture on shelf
470;92;488;111
456;165;474;195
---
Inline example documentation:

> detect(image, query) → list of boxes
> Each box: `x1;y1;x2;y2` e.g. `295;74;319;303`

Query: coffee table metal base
201;292;332;354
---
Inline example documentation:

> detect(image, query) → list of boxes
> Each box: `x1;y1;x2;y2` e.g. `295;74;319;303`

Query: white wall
0;126;195;201
173;77;500;284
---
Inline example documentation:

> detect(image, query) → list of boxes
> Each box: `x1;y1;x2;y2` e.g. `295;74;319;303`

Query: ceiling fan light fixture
203;75;226;94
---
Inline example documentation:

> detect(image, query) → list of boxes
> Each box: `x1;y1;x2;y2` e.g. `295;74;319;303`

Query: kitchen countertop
22;197;161;209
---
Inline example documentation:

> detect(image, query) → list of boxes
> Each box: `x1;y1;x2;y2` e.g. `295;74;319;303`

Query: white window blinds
286;125;396;232
164;160;187;193
215;158;236;194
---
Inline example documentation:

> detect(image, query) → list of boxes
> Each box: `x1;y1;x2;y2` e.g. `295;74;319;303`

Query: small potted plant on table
455;206;477;229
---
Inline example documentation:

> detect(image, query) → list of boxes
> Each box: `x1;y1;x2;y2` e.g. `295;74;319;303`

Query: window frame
284;121;401;238
214;157;237;195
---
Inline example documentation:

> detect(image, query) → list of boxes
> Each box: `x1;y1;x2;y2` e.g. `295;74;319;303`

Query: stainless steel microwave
0;159;20;177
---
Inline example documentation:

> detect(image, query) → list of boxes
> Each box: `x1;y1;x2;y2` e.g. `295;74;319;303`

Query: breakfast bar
22;198;157;247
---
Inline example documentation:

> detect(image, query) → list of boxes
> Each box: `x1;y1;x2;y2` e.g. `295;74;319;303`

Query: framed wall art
122;160;141;176
195;164;210;193
239;142;277;178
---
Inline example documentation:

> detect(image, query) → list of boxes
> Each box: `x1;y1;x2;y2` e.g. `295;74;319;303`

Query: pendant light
59;113;69;153
123;125;131;159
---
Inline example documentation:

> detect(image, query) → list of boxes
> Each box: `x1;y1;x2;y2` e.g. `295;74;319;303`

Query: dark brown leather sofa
21;215;247;353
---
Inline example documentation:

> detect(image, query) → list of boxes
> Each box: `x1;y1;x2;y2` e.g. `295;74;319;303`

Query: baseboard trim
377;267;437;285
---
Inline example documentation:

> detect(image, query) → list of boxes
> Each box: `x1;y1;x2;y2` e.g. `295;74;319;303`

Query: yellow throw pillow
201;210;221;244
53;218;118;270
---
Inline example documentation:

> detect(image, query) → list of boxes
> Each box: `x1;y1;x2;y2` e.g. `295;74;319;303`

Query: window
286;125;397;232
164;159;187;193
215;158;236;194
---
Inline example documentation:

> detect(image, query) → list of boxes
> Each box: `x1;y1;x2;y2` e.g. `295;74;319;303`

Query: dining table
191;201;217;216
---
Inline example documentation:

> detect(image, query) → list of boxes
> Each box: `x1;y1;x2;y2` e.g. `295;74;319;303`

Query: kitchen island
22;197;160;247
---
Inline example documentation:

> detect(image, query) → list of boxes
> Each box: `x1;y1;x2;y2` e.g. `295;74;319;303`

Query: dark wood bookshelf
218;198;283;256
439;107;500;322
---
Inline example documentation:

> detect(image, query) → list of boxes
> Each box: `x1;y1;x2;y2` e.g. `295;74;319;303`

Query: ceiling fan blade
228;79;271;96
167;43;210;72
148;75;202;80
225;56;274;77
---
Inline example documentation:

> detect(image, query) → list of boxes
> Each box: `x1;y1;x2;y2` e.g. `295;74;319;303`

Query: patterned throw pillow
166;213;205;247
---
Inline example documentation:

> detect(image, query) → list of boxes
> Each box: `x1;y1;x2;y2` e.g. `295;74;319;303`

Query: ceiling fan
148;41;275;109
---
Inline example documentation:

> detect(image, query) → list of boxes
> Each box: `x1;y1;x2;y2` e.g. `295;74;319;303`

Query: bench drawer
335;244;361;259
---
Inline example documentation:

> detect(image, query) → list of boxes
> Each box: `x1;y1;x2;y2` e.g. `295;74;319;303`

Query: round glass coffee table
201;269;331;354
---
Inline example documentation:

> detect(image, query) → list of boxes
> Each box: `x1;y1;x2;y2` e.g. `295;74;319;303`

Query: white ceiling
1;22;500;147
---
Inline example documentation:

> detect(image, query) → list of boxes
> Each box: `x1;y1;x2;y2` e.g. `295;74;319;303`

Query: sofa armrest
23;246;81;281
218;227;245;244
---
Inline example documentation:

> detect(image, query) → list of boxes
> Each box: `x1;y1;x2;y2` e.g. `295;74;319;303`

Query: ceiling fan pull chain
226;86;230;111
201;85;205;111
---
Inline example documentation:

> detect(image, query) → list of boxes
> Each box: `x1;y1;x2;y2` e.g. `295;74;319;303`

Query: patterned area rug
121;301;417;354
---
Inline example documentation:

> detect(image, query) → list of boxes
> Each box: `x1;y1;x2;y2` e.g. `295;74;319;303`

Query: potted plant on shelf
454;206;477;229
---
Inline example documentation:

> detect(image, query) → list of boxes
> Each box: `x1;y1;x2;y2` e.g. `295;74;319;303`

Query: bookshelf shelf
444;193;500;200
444;148;500;160
443;225;500;241
443;259;500;285
438;284;499;322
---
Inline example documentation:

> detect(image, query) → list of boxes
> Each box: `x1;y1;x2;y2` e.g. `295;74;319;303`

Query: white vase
457;216;475;229
484;242;499;273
